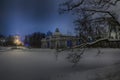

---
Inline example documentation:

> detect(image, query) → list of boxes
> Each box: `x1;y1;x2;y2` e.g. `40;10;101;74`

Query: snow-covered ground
0;47;11;52
0;48;120;80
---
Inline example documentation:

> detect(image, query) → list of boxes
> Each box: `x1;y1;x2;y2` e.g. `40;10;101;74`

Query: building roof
53;28;61;36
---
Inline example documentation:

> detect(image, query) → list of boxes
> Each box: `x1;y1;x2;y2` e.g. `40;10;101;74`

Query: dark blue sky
0;0;75;36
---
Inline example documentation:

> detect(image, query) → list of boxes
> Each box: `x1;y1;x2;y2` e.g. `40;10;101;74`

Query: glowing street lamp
13;35;23;46
14;39;21;46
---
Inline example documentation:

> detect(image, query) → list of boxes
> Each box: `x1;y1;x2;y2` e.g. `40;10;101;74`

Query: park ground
0;48;120;80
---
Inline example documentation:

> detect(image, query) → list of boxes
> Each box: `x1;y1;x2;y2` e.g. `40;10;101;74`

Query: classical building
41;28;80;48
41;24;120;48
108;26;120;40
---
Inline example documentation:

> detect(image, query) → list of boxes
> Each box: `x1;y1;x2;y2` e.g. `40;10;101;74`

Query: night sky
0;0;74;36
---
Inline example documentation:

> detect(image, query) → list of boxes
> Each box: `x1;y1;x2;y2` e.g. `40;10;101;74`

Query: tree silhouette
59;0;120;41
24;32;45;48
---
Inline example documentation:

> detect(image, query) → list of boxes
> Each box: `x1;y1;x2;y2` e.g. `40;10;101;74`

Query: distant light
14;35;24;46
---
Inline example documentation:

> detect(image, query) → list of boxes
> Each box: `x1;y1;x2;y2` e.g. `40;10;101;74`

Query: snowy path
0;48;120;80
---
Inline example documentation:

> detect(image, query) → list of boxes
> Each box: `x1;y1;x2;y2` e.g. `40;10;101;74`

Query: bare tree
59;0;120;66
59;0;120;41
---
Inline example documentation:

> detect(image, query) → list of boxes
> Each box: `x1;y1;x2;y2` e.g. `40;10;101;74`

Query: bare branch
82;9;120;26
69;0;84;10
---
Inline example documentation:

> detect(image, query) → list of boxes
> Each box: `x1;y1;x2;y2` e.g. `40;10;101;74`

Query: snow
0;48;120;80
0;47;11;52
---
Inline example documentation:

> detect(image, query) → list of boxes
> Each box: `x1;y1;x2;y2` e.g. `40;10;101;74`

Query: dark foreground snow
0;48;120;80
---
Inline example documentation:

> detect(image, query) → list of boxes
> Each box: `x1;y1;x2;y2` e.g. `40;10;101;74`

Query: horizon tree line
0;32;46;47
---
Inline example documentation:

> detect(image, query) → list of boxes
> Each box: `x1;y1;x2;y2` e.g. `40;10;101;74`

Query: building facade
41;28;80;48
108;26;120;40
41;25;120;49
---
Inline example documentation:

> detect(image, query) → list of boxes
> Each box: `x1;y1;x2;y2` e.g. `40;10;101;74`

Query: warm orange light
14;39;21;45
13;35;23;46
